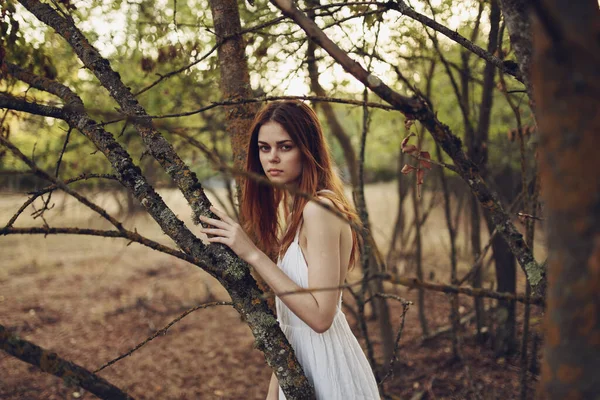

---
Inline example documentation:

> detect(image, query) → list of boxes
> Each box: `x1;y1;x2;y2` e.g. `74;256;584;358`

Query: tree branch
5;173;118;228
388;0;523;82
0;93;65;119
270;0;546;298
0;324;134;400
0;226;205;267
94;301;233;373
0;135;126;232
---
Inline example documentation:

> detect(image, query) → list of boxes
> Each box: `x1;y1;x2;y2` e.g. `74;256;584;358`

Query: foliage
1;0;531;190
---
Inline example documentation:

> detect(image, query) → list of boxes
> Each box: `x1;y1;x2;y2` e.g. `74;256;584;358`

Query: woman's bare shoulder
302;196;341;227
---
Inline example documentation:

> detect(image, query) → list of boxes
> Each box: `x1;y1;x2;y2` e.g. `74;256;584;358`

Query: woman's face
257;121;303;185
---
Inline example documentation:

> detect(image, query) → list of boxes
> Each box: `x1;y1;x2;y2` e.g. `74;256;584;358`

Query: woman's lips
268;170;283;176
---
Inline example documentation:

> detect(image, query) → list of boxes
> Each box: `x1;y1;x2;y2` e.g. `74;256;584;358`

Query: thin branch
270;0;546;298
0;93;66;119
100;95;396;126
5;173;118;228
387;0;523;82
386;274;544;306
0;135;126;232
94;301;232;373
377;295;411;386
262;273;544;307
170;128;367;234
0;226;206;267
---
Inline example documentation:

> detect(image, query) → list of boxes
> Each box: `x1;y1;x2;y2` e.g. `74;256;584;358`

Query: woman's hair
240;100;362;267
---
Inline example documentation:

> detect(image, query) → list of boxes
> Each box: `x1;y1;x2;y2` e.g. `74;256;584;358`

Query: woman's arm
199;201;344;333
266;372;279;400
247;199;343;333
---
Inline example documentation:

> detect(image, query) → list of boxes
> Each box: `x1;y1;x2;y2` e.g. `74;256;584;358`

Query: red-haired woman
199;100;380;399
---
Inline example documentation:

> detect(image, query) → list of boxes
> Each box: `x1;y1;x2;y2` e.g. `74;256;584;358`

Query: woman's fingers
198;215;229;229
205;235;226;244
210;206;236;224
200;228;229;237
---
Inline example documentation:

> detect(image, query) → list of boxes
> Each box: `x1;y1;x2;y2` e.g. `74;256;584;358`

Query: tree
1;0;314;398
532;0;600;397
4;0;590;397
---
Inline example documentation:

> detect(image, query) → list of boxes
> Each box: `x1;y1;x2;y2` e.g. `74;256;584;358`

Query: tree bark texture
533;0;600;398
498;0;536;109
208;0;274;310
208;0;258;205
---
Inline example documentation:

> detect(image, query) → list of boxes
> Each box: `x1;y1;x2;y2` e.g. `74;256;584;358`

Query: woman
199;100;380;399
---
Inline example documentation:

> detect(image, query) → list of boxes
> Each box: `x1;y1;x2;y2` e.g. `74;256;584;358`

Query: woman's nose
268;149;280;163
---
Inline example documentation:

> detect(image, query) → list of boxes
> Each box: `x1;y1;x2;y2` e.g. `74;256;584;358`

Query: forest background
0;0;597;399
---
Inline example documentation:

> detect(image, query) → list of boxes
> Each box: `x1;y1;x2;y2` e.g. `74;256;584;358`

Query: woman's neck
286;195;295;211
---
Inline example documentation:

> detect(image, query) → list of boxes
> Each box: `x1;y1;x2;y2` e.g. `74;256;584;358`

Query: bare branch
0;135;126;232
377;295;411;386
0;324;134;400
270;0;546;298
100;95;396;126
94;301;233;373
388;0;523;82
0;93;65;119
261;274;545;307
6;173;118;228
0;226;205;267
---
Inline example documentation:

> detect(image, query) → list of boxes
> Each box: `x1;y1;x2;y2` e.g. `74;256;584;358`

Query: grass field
0;182;546;399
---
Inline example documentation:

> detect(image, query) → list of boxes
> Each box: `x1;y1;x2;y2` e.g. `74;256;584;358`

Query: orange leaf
419;151;432;169
401;164;416;174
402;144;418;155
417;169;425;185
401;132;417;154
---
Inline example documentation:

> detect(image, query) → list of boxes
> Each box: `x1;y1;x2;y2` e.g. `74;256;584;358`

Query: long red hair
241;100;362;267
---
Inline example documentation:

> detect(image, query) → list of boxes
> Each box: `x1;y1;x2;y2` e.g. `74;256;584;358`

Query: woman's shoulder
302;191;341;224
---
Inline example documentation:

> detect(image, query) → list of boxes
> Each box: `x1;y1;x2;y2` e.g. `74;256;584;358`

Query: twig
0;226;205;268
6;173;117;228
262;274;545;307
100;95;396;126
94;301;232;373
0;135;126;232
378;296;411;385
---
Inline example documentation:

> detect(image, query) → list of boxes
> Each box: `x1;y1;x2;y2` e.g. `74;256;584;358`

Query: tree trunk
533;0;600;398
412;157;429;337
208;0;258;206
436;143;461;359
477;0;516;353
460;41;485;342
305;28;359;187
484;168;517;355
498;0;536;110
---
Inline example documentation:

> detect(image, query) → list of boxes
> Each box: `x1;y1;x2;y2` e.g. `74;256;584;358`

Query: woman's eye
259;146;270;152
281;145;292;151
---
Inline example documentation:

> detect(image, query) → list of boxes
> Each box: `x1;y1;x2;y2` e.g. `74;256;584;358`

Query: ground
0;183;545;399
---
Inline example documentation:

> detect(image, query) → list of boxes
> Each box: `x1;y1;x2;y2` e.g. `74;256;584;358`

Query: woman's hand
198;206;259;264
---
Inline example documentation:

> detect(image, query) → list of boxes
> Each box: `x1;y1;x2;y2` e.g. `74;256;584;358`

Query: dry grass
0;182;547;399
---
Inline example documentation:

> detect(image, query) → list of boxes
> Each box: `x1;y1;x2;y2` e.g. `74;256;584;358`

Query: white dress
276;218;380;400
